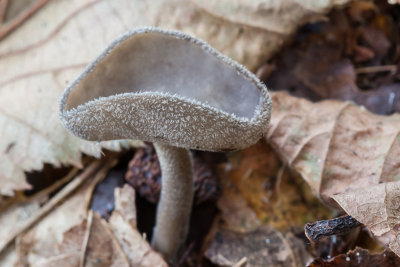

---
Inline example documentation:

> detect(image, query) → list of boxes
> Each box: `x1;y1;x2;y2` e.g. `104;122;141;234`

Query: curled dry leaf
0;0;351;196
205;226;311;267
267;91;400;255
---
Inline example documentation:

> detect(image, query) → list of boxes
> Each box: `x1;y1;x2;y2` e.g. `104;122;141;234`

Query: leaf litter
260;0;400;257
1;0;400;266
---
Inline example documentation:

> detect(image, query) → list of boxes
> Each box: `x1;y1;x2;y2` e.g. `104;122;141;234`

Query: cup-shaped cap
60;27;271;152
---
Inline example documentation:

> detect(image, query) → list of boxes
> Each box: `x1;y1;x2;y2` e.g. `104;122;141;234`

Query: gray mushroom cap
59;27;271;152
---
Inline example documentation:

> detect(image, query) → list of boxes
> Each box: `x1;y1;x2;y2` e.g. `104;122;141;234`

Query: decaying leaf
0;0;351;196
217;140;334;232
267;91;400;255
205;226;311;267
308;247;400;267
265;1;400;115
267;91;400;203
206;140;332;265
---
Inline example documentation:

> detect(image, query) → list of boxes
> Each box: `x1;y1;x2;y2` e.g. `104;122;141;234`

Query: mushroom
59;27;271;262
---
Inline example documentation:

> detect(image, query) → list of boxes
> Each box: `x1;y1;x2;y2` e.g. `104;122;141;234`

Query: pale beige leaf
16;173;95;265
0;0;351;195
32;184;167;267
0;243;17;267
113;184;137;228
192;0;350;35
0;197;42;251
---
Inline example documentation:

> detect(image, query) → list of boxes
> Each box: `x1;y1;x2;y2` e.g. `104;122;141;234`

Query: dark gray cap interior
64;30;260;119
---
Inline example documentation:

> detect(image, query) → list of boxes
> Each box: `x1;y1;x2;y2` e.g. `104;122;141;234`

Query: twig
0;0;52;40
0;191;26;214
176;241;195;267
274;164;286;206
26;167;80;203
79;210;94;267
305;215;361;242
83;158;118;214
233;257;248;267
355;65;397;74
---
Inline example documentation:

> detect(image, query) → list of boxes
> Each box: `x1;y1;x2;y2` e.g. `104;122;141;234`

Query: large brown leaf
267;91;400;255
0;0;351;196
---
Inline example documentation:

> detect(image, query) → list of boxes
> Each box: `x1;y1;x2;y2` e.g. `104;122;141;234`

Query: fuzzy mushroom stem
152;143;194;262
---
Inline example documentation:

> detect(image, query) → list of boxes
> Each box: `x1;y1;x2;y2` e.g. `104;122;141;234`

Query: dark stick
305;215;361;242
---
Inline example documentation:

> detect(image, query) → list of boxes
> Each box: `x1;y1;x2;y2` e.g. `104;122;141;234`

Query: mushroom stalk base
152;143;194;262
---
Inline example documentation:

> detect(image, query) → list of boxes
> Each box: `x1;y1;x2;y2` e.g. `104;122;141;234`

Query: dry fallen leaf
267;91;400;255
13;179;166;266
37;184;167;267
0;0;351;196
217;140;334;232
204;141;332;266
205;226;311;267
267;91;400;204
